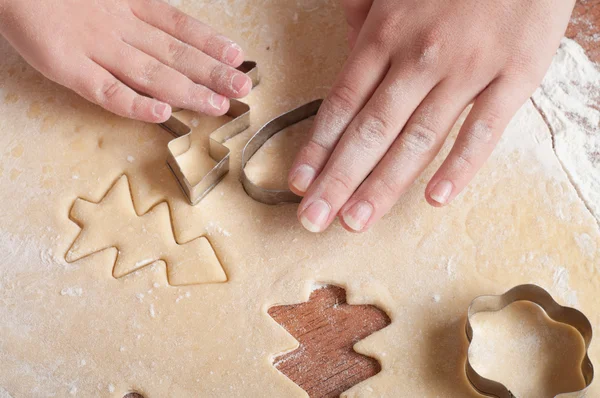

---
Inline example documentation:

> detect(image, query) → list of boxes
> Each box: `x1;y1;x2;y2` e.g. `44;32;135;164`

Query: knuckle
454;149;476;172
399;122;439;158
140;60;163;83
209;63;229;83
167;40;189;64
369;14;401;50
129;95;144;117
306;137;330;156
411;25;445;68
187;85;208;105
375;175;401;199
171;10;189;32
325;168;355;193
353;114;392;150
325;82;361;114
97;79;123;104
468;120;494;144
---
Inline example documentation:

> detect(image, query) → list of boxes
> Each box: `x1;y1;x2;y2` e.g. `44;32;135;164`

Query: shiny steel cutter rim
159;61;260;205
465;284;594;398
240;99;323;205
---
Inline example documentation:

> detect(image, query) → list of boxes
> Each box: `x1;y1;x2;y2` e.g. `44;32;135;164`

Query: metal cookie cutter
160;61;260;205
465;284;594;398
240;99;322;205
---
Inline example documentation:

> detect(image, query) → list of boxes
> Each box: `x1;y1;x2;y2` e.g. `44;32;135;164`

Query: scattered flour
126;155;135;163
552;266;578;307
60;287;83;297
533;38;600;225
205;221;231;237
135;259;154;268
432;294;441;303
108;384;115;393
0;386;13;398
149;304;156;318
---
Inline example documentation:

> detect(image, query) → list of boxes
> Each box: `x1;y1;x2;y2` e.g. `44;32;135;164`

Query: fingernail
430;180;454;205
153;102;168;118
224;43;241;65
342;201;373;232
231;74;249;94
209;93;226;110
290;164;316;193
299;199;331;233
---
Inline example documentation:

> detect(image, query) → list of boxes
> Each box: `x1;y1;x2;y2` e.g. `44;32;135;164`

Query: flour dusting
60;287;83;297
533;38;600;225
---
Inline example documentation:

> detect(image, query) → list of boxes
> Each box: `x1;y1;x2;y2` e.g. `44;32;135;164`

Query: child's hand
289;0;575;233
0;0;252;122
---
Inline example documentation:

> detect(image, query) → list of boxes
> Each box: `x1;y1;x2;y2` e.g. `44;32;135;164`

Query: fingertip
221;39;245;67
230;73;252;98
288;164;317;195
340;200;373;232
297;198;332;233
206;93;230;116
152;101;172;123
426;178;454;207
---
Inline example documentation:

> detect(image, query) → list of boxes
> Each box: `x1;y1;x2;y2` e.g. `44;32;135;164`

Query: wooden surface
121;3;600;398
268;286;390;397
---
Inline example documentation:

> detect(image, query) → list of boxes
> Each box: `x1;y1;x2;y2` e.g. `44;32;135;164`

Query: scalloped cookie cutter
159;61;260;205
240;99;322;205
465;284;594;398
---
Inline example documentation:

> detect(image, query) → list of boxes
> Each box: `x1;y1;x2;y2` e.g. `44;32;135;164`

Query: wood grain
124;3;600;398
268;286;390;398
568;0;600;63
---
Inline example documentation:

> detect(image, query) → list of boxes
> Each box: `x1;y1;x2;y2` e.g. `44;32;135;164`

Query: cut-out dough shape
66;175;226;285
268;285;391;397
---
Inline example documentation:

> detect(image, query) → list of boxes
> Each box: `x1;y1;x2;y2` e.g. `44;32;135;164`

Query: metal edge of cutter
465;284;594;398
240;99;323;205
159;61;260;206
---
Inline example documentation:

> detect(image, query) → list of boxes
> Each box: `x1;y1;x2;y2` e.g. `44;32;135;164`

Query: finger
71;58;171;123
425;76;533;207
338;80;474;232
92;41;229;116
130;0;244;67
297;65;437;233
347;28;358;49
124;20;252;98
341;0;374;31
288;44;388;196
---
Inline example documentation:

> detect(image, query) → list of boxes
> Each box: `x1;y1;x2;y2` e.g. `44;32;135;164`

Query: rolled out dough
0;1;598;397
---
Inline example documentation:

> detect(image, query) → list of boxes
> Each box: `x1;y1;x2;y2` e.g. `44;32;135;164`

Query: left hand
288;0;575;233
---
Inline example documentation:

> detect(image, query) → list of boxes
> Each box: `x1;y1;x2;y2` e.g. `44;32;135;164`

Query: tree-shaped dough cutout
66;175;226;285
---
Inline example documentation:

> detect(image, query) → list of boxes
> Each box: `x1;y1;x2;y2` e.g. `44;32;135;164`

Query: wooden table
127;3;600;398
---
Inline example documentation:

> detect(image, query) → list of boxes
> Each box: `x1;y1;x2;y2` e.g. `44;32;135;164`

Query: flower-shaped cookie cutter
465;284;594;397
159;61;260;205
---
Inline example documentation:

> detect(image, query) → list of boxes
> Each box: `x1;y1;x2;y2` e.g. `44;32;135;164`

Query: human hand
288;0;575;233
0;0;252;123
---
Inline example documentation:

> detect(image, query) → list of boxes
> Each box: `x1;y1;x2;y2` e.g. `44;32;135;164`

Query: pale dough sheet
0;1;598;397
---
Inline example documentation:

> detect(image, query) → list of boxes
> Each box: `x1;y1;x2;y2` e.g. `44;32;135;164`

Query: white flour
533;38;600;226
